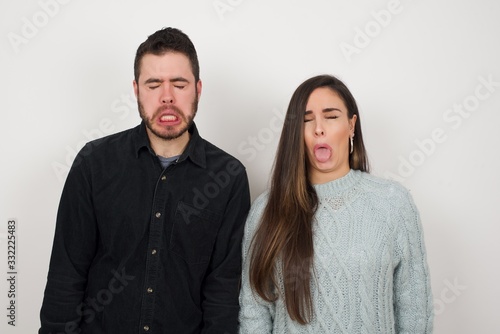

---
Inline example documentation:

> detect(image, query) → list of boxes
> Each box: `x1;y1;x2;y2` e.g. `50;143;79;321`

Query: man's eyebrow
143;77;190;85
144;78;163;85
169;77;189;83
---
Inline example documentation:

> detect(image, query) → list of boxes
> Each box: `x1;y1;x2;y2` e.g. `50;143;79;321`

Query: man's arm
200;164;250;334
39;149;98;334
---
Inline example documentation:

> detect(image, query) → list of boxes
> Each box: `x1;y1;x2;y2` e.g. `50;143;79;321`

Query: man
39;27;250;334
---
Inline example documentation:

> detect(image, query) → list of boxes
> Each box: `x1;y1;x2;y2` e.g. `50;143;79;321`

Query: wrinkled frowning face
134;52;202;142
304;87;356;184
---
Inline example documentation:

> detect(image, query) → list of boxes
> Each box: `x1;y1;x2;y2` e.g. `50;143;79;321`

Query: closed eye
324;107;342;119
304;110;313;122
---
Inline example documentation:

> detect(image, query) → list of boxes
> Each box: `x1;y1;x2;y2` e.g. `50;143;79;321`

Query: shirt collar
133;121;207;169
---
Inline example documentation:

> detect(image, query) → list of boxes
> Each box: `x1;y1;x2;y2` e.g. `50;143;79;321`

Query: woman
239;75;433;333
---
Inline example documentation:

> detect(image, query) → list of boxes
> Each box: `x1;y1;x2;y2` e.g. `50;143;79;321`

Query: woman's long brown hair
249;75;369;324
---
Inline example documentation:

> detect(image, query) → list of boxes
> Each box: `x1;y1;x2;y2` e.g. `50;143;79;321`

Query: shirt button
147;287;153;293
144;325;150;331
155;212;161;218
151;249;157;255
161;175;167;181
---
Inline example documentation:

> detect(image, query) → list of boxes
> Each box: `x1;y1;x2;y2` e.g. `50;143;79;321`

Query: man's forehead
139;52;194;81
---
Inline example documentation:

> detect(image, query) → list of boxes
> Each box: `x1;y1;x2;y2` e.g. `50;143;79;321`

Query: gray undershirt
157;155;180;169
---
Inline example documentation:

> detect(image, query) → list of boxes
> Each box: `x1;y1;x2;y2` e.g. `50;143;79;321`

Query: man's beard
138;95;198;141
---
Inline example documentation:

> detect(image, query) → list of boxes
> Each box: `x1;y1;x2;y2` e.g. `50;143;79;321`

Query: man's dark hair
134;27;200;83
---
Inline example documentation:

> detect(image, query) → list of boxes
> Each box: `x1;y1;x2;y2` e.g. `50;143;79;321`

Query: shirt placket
139;169;170;333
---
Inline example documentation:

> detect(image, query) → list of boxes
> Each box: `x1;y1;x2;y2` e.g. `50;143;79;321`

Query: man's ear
133;80;139;99
196;79;202;100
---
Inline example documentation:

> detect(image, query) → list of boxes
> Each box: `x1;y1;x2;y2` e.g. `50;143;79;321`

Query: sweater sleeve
392;185;434;333
238;192;275;334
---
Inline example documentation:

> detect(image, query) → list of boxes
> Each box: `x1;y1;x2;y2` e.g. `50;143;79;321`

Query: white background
1;0;499;333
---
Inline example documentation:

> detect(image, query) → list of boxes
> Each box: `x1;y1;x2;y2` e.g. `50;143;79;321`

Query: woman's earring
350;135;354;154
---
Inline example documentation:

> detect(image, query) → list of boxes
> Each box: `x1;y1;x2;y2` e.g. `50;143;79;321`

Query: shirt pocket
170;201;223;264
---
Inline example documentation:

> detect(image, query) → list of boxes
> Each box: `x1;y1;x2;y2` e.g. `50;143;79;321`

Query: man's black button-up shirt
39;122;251;334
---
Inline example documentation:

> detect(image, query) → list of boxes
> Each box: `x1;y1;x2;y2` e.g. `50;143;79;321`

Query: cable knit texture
239;170;433;333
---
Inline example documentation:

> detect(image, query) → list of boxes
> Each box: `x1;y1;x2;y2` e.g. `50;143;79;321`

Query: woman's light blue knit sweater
239;170;433;333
